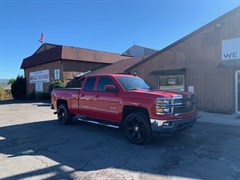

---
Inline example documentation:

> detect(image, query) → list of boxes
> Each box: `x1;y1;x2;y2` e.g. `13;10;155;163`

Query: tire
57;104;73;125
124;112;152;144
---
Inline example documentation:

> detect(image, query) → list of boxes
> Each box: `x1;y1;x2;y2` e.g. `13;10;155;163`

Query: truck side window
84;77;96;91
98;77;116;92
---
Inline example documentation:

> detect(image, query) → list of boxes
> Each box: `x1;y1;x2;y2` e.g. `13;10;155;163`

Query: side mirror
104;85;118;93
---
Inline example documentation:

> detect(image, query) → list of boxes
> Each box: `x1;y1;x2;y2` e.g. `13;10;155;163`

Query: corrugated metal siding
128;9;239;113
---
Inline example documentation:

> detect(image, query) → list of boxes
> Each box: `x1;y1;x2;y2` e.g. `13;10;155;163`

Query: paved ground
0;101;240;180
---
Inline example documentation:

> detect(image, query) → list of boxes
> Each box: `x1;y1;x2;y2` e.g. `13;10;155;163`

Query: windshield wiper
128;88;150;90
128;88;139;90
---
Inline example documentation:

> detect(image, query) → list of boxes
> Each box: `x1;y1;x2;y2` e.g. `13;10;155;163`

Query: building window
35;82;43;92
54;69;60;80
158;74;185;91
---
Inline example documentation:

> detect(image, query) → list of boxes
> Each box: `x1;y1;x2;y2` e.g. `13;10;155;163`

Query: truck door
94;76;121;122
79;77;98;117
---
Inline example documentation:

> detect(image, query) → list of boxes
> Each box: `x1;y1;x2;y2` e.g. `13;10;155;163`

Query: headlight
156;107;171;114
156;99;170;105
156;98;171;106
156;98;172;115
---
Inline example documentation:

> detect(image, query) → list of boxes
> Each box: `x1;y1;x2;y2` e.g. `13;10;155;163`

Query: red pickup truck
51;74;197;144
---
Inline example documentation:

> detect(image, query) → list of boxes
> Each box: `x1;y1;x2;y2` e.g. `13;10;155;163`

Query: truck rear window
84;77;96;91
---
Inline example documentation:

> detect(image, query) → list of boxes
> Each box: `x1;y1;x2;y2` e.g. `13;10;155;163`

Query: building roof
126;6;240;72
122;45;158;55
87;56;148;75
122;45;158;57
66;57;147;88
21;43;131;69
61;46;130;64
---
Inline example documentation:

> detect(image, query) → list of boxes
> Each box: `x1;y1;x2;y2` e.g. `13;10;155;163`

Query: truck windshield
117;76;151;90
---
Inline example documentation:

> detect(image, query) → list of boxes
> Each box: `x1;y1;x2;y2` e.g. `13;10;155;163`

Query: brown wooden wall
24;60;109;94
24;61;63;94
129;10;240;113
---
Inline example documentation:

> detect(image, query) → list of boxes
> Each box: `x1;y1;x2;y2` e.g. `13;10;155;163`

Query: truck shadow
0;120;239;179
0;100;50;105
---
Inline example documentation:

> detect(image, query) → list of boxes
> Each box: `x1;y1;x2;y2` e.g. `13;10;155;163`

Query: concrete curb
197;111;240;126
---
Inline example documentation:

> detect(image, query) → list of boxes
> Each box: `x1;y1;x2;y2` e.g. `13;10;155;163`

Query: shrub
36;92;50;100
48;80;65;93
0;87;5;100
27;90;36;100
11;75;26;99
0;87;13;100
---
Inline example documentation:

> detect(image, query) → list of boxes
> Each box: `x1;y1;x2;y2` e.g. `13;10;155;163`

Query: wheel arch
123;108;152;144
122;105;150;123
57;99;68;108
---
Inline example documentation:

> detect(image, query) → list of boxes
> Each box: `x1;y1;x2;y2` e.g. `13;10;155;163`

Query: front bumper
150;116;197;135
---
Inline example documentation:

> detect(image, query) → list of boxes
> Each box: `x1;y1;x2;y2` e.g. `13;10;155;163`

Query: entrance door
235;71;240;113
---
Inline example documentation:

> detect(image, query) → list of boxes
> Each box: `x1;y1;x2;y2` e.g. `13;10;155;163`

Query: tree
11;75;26;99
48;80;65;93
8;78;16;85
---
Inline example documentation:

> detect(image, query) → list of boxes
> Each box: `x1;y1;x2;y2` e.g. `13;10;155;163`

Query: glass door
235;71;240;113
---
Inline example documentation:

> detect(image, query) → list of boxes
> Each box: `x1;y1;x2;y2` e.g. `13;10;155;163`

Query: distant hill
0;79;10;88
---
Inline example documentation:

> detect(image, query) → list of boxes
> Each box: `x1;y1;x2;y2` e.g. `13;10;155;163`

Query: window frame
97;76;118;92
158;74;185;91
83;77;97;91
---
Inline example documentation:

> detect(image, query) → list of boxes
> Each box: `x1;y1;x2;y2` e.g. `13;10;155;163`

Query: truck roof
85;73;135;78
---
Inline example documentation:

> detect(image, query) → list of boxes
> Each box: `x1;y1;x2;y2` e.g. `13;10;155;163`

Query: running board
76;117;119;129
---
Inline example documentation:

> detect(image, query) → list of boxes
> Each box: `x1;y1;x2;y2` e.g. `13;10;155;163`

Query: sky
0;0;239;79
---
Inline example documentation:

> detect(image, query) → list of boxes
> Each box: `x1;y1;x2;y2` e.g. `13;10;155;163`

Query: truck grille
173;96;195;115
156;95;195;115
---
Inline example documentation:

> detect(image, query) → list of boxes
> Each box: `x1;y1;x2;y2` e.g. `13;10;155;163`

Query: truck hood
128;89;191;98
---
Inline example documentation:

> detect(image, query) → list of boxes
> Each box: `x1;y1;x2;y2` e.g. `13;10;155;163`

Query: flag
39;32;44;43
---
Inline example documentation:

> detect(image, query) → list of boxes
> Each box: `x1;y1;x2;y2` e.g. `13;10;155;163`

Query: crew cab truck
51;74;197;144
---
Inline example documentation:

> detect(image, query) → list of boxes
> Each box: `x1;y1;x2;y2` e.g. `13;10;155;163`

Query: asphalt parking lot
0;101;240;180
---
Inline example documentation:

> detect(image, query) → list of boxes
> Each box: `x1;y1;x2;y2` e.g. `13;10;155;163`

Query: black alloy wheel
57;104;72;125
124;112;152;144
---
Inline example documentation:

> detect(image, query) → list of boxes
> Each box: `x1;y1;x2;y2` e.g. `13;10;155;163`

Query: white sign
222;38;240;60
30;70;49;84
35;82;43;92
54;69;60;80
188;86;194;94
